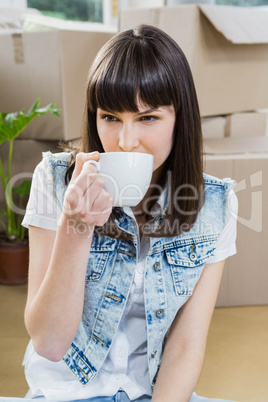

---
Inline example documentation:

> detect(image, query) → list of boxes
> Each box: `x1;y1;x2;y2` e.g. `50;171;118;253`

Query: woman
2;25;238;402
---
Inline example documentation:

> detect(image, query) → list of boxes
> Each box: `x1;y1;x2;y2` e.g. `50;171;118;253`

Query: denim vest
46;152;236;390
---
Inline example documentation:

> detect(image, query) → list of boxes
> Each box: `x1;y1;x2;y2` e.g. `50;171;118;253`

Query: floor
0;285;268;401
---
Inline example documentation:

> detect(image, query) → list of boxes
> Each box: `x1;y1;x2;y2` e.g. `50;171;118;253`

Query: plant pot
0;241;29;285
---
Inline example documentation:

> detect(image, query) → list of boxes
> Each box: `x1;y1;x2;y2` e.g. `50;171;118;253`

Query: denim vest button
190;252;197;262
153;262;161;271
156;309;164;318
151;350;157;358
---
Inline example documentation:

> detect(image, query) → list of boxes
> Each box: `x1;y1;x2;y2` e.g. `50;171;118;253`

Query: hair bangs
88;36;178;114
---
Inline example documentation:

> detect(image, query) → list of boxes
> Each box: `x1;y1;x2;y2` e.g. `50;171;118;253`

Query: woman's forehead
136;96;152;111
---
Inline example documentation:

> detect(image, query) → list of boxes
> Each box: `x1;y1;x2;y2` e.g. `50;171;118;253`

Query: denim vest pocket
164;239;217;296
85;244;115;282
85;252;109;282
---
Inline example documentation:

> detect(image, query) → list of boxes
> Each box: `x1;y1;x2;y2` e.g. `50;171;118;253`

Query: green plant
0;98;59;241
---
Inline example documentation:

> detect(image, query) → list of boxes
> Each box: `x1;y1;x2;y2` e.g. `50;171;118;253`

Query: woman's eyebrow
136;108;160;116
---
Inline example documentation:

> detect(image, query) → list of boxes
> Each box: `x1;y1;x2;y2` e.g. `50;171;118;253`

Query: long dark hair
65;24;204;239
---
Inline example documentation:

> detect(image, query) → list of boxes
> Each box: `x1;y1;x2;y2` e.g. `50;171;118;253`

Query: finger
92;189;113;211
69;158;102;202
73;187;112;225
92;190;113;226
66;175;105;216
75;164;100;195
82;160;99;173
71;151;100;181
82;176;106;210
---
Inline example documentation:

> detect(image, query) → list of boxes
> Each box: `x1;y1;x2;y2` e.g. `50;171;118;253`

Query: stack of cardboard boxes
120;4;268;306
0;10;116;212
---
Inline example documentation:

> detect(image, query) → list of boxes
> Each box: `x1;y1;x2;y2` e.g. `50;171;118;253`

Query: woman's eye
102;115;118;122
140;115;158;122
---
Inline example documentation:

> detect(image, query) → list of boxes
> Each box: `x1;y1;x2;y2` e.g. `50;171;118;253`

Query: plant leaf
0;219;7;231
0;99;60;143
36;103;60;117
0;210;8;218
26;98;41;115
12;180;31;196
0;123;13;144
0;210;7;232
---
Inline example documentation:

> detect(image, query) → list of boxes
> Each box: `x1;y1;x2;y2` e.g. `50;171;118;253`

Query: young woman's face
96;100;176;172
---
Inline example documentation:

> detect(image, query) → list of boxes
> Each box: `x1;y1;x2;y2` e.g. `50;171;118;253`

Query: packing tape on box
12;33;24;64
150;9;161;26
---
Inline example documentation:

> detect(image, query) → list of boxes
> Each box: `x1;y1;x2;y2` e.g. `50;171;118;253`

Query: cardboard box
166;0;213;3
0;6;40;32
121;0;164;9
0;21;116;140
0;139;59;211
225;111;268;138
203;137;268;306
120;5;268;117
201;116;226;139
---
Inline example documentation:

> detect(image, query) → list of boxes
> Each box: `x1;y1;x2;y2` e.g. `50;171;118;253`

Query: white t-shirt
22;156;238;401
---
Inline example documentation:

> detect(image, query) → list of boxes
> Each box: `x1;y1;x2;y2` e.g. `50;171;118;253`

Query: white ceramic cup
83;152;154;207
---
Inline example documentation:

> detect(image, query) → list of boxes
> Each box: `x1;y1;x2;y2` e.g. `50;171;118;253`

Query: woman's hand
63;152;113;230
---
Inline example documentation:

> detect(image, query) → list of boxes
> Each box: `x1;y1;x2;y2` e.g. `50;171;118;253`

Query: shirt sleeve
206;188;238;264
22;155;62;231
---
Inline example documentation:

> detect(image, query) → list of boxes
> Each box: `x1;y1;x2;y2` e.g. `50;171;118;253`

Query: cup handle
82;160;100;172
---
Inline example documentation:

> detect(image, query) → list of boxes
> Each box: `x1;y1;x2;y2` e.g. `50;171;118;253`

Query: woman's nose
119;124;139;152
